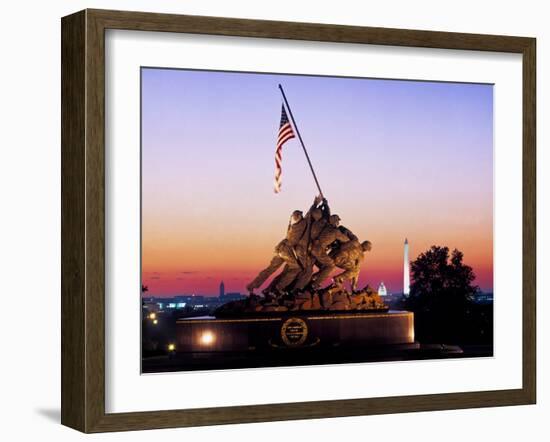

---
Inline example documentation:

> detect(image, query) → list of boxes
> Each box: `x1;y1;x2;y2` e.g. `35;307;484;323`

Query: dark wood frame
61;8;536;433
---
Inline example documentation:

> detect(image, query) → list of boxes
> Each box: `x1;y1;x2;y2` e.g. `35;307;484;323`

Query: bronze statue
331;239;372;291
309;214;350;288
246;209;304;292
246;196;323;294
289;199;331;291
338;223;358;241
245;239;298;293
219;196;387;315
246;196;375;299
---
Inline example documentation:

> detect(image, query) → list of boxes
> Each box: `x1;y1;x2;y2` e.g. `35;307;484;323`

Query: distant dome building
378;282;388;297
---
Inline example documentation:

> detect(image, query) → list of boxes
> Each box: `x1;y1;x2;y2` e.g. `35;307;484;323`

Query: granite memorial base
175;310;416;353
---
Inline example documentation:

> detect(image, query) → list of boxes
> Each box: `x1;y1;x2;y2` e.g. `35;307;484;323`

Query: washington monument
403;238;410;296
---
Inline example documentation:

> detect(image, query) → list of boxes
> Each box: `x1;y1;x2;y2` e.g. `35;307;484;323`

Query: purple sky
141;68;493;295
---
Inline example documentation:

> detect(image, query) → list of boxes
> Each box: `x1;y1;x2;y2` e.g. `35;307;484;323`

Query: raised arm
320;198;331;219
335;229;351;243
305;195;323;220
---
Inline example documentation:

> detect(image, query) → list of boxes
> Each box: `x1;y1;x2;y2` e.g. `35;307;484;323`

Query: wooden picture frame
61;8;536;433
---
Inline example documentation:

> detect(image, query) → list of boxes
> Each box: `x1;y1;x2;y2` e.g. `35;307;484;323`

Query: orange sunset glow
141;69;493;296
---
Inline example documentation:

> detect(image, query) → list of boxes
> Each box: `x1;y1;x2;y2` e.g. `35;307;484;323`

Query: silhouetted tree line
402;245;493;345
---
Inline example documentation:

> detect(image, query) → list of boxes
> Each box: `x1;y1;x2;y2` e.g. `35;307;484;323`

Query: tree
141;285;149;308
404;246;480;343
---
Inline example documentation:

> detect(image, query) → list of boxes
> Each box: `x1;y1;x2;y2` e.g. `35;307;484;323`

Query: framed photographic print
61;9;536;433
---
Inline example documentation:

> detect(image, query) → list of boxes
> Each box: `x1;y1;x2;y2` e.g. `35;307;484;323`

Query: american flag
274;105;295;193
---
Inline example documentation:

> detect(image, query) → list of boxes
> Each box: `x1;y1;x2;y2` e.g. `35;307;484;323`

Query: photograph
140;67;494;373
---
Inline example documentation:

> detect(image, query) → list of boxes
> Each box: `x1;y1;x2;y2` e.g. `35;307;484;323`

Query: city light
153;319;158;325
168;343;176;352
149;312;156;320
200;331;215;346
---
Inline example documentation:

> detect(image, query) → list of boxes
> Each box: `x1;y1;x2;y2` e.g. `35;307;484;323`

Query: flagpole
278;84;324;199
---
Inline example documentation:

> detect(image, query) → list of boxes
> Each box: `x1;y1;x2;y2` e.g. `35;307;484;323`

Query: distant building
142;300;160;312
176;295;204;303
165;301;187;309
220;281;225;298
220;292;245;302
403;238;410;296
378;282;388;297
474;292;494;304
140;295;228;316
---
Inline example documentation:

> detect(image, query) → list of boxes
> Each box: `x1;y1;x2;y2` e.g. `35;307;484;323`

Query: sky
141;67;493;296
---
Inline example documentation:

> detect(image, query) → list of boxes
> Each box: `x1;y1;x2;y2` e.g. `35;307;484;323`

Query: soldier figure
247;196;369;296
331;239;372;291
278;196;331;291
290;206;325;291
269;196;326;293
310;214;350;288
246;196;324;294
245;209;305;293
338;224;358;241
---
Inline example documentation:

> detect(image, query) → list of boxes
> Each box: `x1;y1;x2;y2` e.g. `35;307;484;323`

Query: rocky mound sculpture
215;284;387;316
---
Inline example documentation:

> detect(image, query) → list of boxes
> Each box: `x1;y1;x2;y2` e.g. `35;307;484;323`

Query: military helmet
329;214;341;225
361;240;372;251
